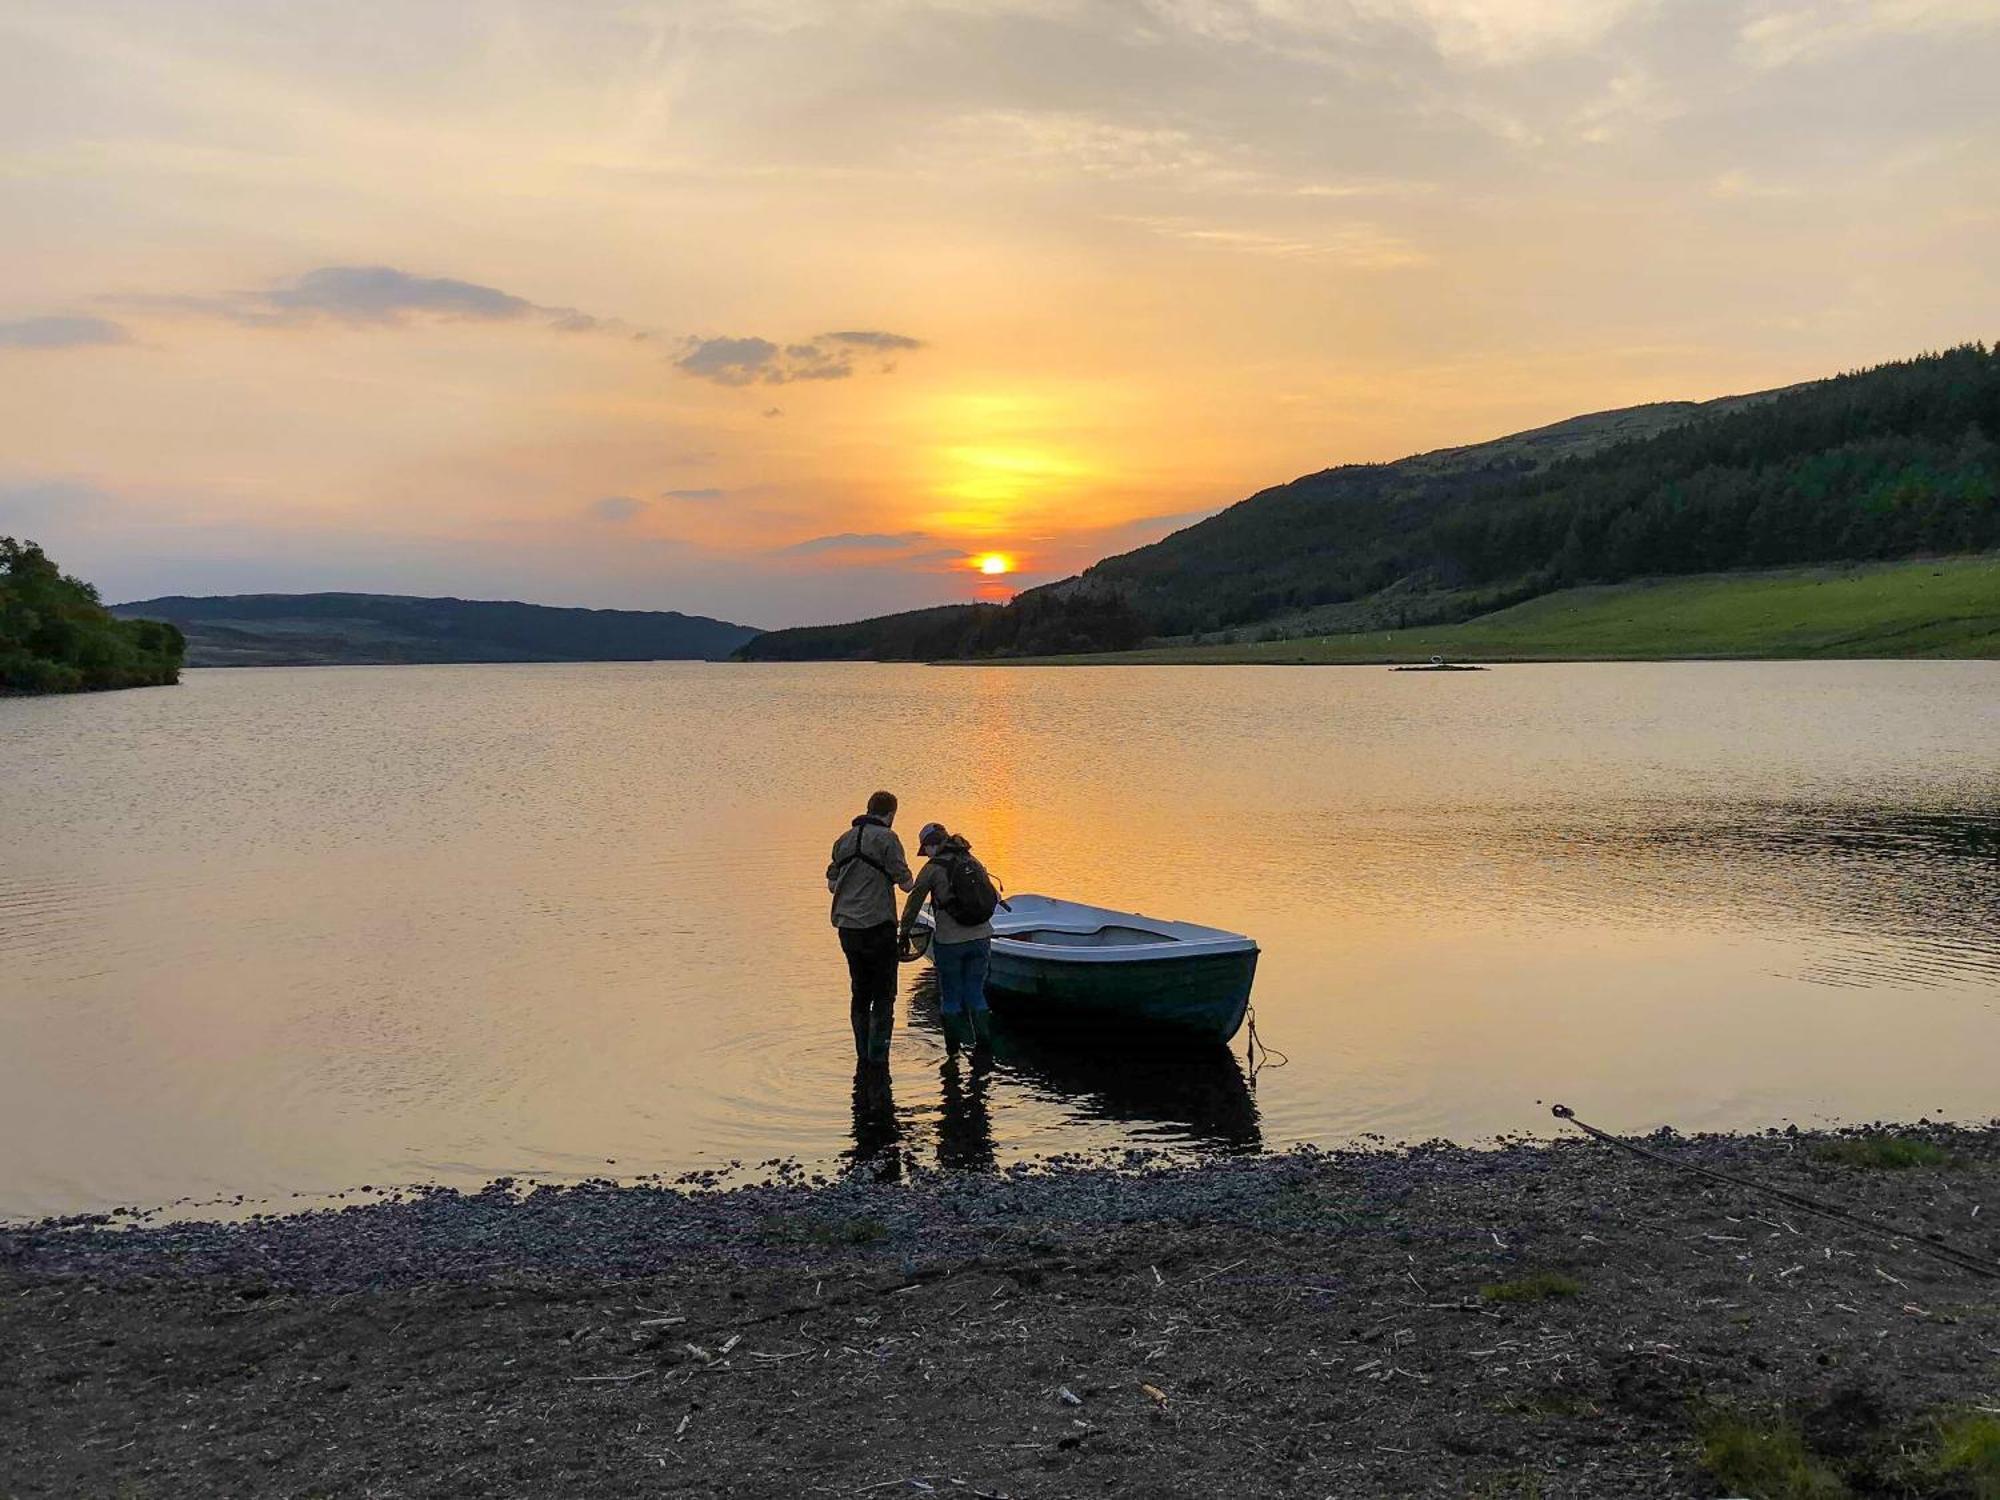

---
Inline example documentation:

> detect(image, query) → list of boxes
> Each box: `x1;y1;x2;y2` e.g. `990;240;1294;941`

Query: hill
739;344;2000;661
109;593;762;668
1004;556;2000;665
2;538;185;694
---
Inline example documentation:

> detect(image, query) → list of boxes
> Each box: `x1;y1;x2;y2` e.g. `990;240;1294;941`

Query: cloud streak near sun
70;264;926;390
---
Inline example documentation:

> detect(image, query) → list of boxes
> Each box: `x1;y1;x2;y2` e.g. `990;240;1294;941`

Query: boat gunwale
917;893;1258;966
989;933;1258;965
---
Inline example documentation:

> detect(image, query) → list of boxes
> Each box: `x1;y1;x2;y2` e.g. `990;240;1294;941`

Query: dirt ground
5;1124;1997;1498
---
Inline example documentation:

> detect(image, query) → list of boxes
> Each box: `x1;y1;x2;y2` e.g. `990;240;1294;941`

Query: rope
1550;1104;2000;1282
1244;1005;1288;1083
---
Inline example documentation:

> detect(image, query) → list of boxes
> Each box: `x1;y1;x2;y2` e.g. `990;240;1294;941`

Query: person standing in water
899;822;1001;1056
827;790;913;1064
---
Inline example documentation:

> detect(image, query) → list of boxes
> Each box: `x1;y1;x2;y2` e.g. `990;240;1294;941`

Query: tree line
1;538;185;694
1090;343;2000;638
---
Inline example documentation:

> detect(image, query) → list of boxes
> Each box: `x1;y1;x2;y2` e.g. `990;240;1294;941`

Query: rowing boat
918;893;1259;1044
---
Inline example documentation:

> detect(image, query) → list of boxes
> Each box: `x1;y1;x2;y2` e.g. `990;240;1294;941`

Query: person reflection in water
826;790;913;1065
935;1046;996;1171
845;1062;905;1180
898;822;998;1059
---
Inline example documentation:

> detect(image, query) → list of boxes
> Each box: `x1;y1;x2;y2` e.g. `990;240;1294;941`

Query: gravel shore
5;1119;1997;1498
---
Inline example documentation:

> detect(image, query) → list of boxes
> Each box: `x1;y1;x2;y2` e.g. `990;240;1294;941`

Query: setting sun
975;553;1014;576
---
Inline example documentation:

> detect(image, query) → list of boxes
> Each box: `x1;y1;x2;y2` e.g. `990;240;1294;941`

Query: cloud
589;495;647;522
268;266;534;324
1142;0;1646;68
1116;215;1431;267
778;531;931;555
762;407;785;418
662;487;727;501
675;329;926;385
0;315;132;350
1738;0;2000;68
676;335;782;385
820;330;926;351
122;265;603;332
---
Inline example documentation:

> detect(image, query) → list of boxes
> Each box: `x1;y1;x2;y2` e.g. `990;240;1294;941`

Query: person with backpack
827;790;914;1065
899;822;1003;1056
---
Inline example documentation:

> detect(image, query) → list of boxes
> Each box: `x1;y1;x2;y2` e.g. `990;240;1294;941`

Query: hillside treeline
1091;343;2000;635
1;538;185;693
737;592;1148;661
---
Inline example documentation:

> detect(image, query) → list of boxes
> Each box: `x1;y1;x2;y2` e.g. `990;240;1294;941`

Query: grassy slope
1007;555;2000;665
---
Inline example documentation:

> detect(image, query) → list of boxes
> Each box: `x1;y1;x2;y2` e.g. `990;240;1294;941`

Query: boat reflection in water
903;971;1263;1164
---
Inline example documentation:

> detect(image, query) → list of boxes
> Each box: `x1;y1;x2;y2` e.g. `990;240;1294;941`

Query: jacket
826;816;912;929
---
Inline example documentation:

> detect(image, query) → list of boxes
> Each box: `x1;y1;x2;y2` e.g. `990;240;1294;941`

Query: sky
2;1;1997;628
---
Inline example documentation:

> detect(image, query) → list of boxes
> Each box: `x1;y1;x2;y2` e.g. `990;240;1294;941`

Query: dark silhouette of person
936;1051;997;1172
845;1062;905;1180
825;790;913;1064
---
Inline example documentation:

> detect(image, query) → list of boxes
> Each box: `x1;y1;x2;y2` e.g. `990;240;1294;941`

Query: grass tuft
758;1213;890;1246
1699;1413;1850;1499
1929;1412;2000;1499
1809;1134;1954;1170
1479;1271;1583;1304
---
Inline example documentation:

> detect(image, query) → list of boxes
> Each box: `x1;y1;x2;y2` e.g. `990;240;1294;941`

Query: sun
975;552;1013;576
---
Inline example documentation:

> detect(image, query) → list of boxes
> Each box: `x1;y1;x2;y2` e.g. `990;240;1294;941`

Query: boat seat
1013;926;1169;948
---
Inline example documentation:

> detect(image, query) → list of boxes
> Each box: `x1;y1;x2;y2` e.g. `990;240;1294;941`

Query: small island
0;537;185;695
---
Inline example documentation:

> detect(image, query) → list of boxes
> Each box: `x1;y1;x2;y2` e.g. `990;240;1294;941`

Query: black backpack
936;849;1002;926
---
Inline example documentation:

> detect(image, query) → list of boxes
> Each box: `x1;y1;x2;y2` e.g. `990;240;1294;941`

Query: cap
917;822;948;854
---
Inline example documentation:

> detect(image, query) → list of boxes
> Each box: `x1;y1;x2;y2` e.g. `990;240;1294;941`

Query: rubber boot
970;1006;993;1050
941;1011;968;1057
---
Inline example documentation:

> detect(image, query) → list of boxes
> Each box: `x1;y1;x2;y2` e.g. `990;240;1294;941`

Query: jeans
932;936;991;1018
838;921;899;1062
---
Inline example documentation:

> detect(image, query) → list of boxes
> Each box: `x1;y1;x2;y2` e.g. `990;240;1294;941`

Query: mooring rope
1550;1104;2000;1281
1244;1005;1288;1082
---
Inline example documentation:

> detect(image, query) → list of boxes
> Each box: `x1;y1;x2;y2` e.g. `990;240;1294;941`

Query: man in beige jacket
826;790;913;1063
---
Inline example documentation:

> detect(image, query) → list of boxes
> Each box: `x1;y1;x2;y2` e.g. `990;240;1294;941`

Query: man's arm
885;832;914;892
899;863;933;936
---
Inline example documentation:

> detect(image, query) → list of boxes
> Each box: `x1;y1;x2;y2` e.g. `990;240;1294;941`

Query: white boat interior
917;893;1258;965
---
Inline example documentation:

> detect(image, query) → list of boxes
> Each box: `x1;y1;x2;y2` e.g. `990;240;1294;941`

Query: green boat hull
983;946;1258;1045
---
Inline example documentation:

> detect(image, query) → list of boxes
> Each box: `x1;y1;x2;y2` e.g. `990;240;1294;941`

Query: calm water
3;660;1996;1219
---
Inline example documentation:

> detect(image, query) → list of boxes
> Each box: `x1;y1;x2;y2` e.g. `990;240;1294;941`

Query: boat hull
983;945;1258;1045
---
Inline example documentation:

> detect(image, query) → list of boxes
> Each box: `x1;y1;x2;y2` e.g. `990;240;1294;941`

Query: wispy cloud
1143;0;1647;68
675;330;926;385
1116;215;1431;267
820;330;925;351
662;487;728;501
269;266;538;325
121;264;602;332
0;314;132;350
777;530;931;555
1738;0;2000;69
589;495;647;522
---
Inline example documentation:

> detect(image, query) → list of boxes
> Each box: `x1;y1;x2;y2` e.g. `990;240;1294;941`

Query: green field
1011;556;2000;666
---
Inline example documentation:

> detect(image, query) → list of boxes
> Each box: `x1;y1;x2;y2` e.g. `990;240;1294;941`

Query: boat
917;893;1259;1044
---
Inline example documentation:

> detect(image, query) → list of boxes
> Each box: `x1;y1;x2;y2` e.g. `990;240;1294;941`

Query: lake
2;660;1996;1219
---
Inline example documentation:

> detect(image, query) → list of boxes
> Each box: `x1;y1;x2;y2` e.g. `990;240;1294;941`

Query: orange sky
2;2;1997;626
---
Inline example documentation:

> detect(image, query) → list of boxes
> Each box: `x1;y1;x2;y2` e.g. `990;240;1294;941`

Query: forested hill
739;344;2000;660
1064;344;1998;637
2;538;184;694
110;593;762;667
